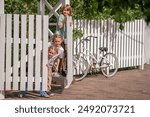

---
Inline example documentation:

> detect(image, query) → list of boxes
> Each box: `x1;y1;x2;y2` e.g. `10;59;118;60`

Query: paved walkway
5;64;150;100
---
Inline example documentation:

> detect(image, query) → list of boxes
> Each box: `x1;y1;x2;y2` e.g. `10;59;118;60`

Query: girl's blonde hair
48;45;57;53
52;34;64;42
62;4;72;16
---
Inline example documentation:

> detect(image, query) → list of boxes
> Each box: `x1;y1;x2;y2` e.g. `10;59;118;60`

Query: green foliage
143;0;150;23
73;29;83;41
71;0;145;23
5;0;38;14
4;0;150;23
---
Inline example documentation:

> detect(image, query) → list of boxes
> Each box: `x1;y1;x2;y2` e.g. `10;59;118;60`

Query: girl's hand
46;64;49;68
55;67;59;72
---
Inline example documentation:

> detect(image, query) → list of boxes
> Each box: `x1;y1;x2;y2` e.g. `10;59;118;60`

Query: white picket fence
0;14;49;91
0;14;145;94
73;19;145;69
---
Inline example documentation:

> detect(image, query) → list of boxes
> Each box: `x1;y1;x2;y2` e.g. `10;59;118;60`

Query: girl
46;34;64;96
55;4;72;76
55;4;72;43
47;46;57;91
52;34;64;73
40;45;57;97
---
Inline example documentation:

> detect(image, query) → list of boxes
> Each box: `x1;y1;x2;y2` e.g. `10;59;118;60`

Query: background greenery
4;0;150;40
4;0;150;24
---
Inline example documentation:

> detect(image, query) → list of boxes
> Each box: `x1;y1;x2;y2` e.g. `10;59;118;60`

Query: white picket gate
0;14;49;92
73;19;145;70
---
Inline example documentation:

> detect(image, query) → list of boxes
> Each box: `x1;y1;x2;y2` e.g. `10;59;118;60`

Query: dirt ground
4;64;150;100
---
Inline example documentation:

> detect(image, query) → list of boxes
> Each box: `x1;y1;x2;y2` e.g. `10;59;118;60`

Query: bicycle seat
99;47;108;52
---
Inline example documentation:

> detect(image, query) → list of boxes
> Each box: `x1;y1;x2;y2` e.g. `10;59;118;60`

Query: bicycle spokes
73;56;89;81
100;53;118;77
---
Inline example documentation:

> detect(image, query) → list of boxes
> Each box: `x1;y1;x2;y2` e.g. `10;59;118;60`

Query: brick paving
5;64;150;100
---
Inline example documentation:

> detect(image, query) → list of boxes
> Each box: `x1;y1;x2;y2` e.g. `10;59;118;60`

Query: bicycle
72;35;118;81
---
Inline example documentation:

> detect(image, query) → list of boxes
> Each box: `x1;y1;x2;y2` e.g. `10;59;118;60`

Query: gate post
0;14;5;99
65;16;73;88
62;0;73;88
0;0;4;14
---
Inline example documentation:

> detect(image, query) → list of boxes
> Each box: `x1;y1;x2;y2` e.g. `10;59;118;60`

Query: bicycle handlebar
85;35;98;39
81;35;98;42
75;35;98;49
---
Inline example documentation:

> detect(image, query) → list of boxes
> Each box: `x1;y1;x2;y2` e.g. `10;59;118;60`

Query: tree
5;0;150;23
71;0;150;23
5;0;38;14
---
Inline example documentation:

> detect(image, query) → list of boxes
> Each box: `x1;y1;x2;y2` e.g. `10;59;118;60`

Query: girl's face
63;8;70;17
48;49;55;58
54;37;62;47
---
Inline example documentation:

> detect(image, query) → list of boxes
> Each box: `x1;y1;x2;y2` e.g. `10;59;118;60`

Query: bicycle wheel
73;55;89;81
100;53;118;77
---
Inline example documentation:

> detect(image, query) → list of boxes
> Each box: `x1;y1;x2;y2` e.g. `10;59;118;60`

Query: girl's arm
55;58;60;72
59;21;65;29
58;14;66;29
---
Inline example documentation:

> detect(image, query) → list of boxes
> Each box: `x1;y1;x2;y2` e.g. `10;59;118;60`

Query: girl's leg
48;67;52;90
47;67;54;96
40;83;49;98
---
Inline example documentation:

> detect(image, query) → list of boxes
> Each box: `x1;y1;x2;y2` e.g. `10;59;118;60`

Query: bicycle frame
73;35;118;80
74;37;111;71
82;49;113;69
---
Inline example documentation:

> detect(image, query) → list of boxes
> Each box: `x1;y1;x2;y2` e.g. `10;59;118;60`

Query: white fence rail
0;14;49;91
73;19;145;69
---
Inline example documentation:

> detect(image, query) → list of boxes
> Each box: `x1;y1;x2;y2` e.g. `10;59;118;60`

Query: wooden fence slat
13;14;19;90
107;20;110;52
123;22;126;67
139;20;142;66
117;26;121;67
5;14;12;90
115;24;119;65
93;21;96;57
97;20;100;59
137;20;140;66
42;15;48;91
133;21;136;66
20;15;27;91
131;21;134;66
27;15;34;90
135;20;137;66
95;20;98;58
101;21;104;53
128;22;131;67
125;22;129;67
0;15;5;90
141;20;145;69
87;20;90;60
91;20;94;55
35;15;42;90
121;26;124;68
